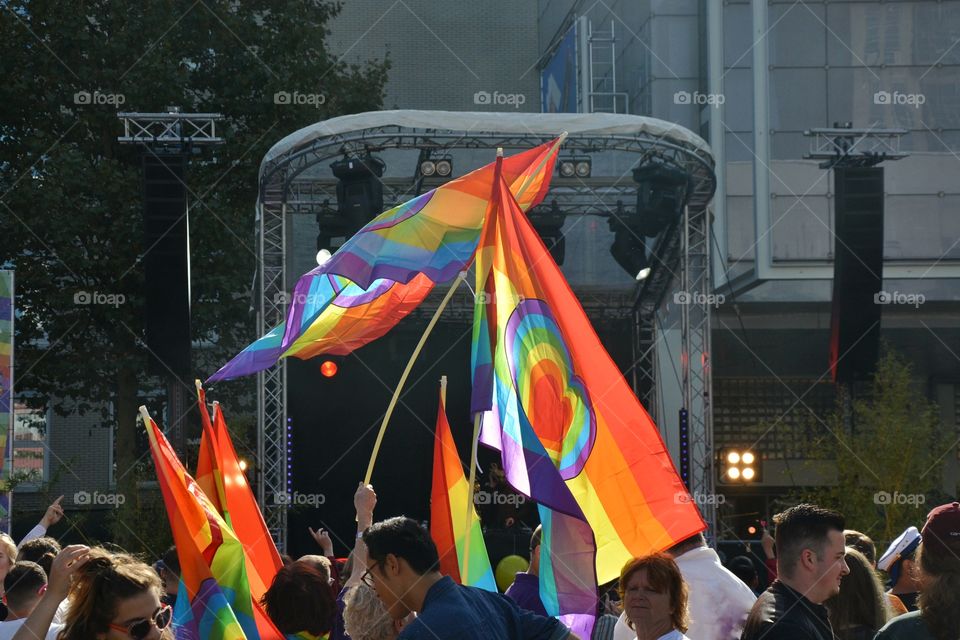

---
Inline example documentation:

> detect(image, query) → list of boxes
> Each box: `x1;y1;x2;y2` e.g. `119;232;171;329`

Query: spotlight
557;156;592;178
434;157;453;177
320;360;339;378
528;200;565;265
420;160;436;177
239;459;248;472
719;448;761;484
316;249;332;266
632;160;691;237
609;216;649;281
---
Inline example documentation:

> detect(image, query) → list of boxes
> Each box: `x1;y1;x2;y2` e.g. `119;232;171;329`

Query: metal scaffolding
254;113;716;550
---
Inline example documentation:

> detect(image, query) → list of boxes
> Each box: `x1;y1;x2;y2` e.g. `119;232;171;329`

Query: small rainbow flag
429;381;496;592
144;408;282;640
196;385;283;601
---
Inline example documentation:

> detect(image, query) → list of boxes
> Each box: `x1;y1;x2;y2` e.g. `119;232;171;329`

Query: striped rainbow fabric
196;385;283;601
208;140;562;384
471;157;705;636
429;383;497;592
144;409;282;640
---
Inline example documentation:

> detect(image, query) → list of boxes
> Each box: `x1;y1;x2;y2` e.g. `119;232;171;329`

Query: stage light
316;249;332;266
609;219;649;280
320;360;338;377
632;160;691;237
239;459;248;472
528;201;566;265
747;525;758;535
719;448;761;483
420;160;436;177
434;157;453;177
558;156;591;178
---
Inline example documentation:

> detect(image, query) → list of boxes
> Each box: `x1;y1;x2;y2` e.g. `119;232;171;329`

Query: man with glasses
362;516;579;640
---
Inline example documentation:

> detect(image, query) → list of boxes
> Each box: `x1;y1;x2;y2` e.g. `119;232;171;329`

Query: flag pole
462;411;483;582
461;145;506;580
364;271;468;485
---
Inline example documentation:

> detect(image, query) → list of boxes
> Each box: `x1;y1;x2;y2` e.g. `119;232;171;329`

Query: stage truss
254;113;717;550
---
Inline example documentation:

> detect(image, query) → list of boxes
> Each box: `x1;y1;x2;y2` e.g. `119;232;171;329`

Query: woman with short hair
618;553;690;640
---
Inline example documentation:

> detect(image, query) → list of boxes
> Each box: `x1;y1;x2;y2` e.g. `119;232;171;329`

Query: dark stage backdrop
286;314;635;561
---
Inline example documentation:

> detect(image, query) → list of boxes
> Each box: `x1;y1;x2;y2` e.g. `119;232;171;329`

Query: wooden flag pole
364;271;467;485
462;411;483;582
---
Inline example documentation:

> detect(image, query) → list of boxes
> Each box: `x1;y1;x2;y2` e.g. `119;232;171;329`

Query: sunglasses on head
108;604;172;640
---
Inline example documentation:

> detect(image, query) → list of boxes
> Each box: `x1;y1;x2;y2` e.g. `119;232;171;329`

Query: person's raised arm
12;544;89;640
18;496;64;548
345;482;377;588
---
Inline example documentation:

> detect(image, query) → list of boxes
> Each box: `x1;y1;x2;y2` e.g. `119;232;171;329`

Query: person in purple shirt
362;517;578;640
505;525;548;616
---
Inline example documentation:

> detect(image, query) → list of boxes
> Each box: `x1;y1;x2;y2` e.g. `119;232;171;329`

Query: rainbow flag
0;271;12;534
470;157;705;634
144;408;283;640
196;385;283;601
209;140;562;384
429;382;496;592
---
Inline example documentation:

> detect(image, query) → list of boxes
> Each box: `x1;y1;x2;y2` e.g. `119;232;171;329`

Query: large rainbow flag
208;139;562;383
144;408;282;640
196;384;283;601
470;155;705;633
429;381;496;592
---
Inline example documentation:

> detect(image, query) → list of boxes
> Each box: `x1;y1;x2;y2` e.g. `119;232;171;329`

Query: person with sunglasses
0;561;60;640
12;545;172;640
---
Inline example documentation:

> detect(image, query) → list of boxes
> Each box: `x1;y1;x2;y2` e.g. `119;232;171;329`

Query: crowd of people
0;491;957;640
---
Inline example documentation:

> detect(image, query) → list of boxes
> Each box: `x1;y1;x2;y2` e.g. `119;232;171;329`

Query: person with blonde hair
343;584;405;640
12;545;172;640
823;547;889;640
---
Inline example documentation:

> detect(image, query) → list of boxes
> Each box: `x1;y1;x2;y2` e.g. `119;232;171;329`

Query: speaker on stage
829;166;884;385
142;152;191;375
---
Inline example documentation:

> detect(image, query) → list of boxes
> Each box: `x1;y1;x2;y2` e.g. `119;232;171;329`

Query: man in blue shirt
362;516;577;640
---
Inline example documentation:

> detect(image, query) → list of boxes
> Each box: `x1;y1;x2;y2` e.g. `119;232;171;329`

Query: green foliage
0;0;388;549
795;348;948;542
